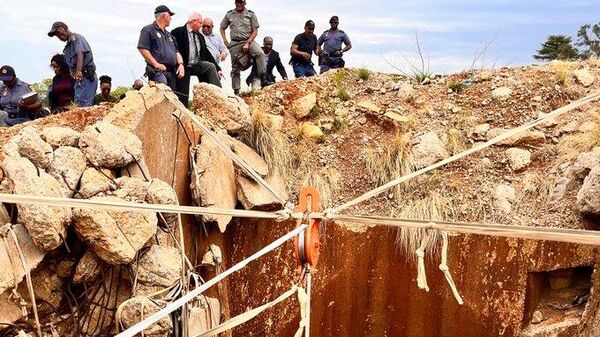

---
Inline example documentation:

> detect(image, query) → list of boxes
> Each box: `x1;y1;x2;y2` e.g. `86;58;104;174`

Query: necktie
193;32;201;61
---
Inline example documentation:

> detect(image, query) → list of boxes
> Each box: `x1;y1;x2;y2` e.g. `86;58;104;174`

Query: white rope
0;193;291;221
294;286;309;337
192;285;299;337
415;230;432;292
115;225;308;337
330;91;600;214
161;88;288;205
325;213;600;247
439;232;464;305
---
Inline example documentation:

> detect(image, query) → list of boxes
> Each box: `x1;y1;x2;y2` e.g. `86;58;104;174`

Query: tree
577;23;600;59
533;35;580;61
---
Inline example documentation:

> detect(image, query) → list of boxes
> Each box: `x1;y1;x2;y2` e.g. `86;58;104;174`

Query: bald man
246;36;288;89
202;17;229;65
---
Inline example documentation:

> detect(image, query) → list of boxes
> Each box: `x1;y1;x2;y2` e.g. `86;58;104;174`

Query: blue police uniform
137;22;179;90
317;29;351;73
64;33;98;107
0;79;37;126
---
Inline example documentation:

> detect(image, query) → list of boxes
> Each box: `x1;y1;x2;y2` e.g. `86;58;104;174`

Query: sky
0;0;598;94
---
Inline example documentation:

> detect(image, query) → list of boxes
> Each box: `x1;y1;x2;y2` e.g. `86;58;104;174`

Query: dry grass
364;132;414;199
393;192;452;261
300;167;341;208
559;111;600;161
241;110;293;179
446;128;464;155
550;60;575;86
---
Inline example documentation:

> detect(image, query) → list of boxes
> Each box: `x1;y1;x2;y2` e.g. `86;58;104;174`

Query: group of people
0;0;352;126
138;1;351;98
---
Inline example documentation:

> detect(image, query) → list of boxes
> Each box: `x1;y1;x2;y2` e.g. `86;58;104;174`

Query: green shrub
357;68;371;80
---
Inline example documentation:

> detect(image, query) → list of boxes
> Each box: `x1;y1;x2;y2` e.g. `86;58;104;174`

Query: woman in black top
48;54;75;113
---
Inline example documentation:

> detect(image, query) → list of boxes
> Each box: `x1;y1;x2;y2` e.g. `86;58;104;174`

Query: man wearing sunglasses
290;20;318;77
220;0;266;95
202;18;229;66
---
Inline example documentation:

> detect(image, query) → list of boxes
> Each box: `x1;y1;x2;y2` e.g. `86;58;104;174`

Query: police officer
220;0;266;95
138;5;185;91
317;16;352;74
48;22;98;107
0;66;43;127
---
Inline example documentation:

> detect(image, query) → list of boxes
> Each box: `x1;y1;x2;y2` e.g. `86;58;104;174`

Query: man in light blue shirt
202;17;229;65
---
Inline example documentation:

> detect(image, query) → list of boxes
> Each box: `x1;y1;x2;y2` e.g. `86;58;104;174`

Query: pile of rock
0;122;182;336
190;131;288;232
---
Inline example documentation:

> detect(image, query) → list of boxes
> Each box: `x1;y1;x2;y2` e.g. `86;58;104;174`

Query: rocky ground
237;59;600;236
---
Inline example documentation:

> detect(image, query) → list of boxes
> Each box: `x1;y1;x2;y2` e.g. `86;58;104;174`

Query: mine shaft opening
523;266;593;330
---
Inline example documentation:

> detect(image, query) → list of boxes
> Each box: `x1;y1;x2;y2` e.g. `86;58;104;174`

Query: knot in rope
439;264;449;272
415;248;426;258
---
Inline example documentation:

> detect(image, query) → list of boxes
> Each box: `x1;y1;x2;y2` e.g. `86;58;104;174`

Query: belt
8;112;29;119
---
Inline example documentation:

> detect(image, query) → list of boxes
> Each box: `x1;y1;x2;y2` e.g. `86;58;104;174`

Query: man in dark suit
246;36;288;90
172;12;222;105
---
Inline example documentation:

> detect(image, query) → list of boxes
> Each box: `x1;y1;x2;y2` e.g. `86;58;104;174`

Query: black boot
234;89;240;95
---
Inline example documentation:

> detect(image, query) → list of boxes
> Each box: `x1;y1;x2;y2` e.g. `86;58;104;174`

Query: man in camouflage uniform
220;0;266;95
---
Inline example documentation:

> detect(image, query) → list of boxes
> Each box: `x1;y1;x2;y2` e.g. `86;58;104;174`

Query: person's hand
75;70;83;83
217;70;224;79
155;63;167;72
17;101;26;110
242;42;250;53
220;52;227;61
176;64;185;79
302;52;311;61
335;50;342;57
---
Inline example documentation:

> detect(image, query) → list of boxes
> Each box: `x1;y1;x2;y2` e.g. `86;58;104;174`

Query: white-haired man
137;5;185;90
172;12;222;104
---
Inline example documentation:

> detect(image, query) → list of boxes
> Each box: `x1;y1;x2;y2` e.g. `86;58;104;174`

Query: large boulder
40;126;80;148
115;176;150;202
79;121;143;168
506;148;531;172
73;250;106;284
77;167;117;199
16;126;54;169
495;184;516;214
135;245;182;296
572;147;600;179
577;165;600;215
230;138;269;178
0;224;45;294
291;92;317;118
3;156;71;251
411;132;449;169
118;297;173;337
47;146;87;197
574;69;594;87
492;87;512;101
237;171;289;211
191;134;237;232
72;197;157;265
486;128;546;147
146;178;179;229
192;83;251;133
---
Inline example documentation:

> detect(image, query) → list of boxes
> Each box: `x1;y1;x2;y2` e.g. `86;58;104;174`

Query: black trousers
176;61;222;105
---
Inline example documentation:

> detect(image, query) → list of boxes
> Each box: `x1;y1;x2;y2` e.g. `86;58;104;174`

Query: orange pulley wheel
294;187;322;267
